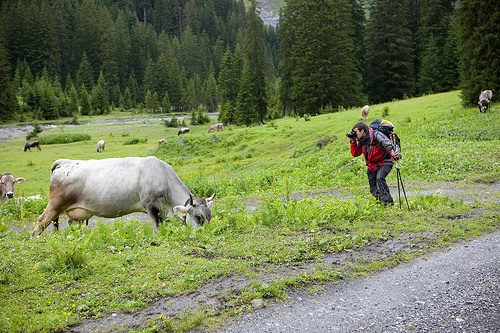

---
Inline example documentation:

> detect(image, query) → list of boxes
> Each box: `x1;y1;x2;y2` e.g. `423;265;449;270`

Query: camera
346;131;356;139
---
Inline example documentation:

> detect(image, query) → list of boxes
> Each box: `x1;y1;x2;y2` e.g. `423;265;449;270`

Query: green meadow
0;91;499;332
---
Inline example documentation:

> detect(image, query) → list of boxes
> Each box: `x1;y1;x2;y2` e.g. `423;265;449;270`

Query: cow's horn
189;194;194;205
207;189;216;202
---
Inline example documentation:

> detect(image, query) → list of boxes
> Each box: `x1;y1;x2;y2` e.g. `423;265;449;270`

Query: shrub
382;106;390;117
190;107;210;125
124;138;147;145
26;122;43;140
38;133;91;145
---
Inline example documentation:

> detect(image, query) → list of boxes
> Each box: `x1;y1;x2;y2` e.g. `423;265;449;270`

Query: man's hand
392;150;400;160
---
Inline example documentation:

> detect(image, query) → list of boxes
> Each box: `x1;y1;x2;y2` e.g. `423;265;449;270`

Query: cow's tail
51;162;61;174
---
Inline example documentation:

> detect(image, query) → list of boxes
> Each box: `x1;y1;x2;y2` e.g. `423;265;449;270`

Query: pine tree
418;34;442;94
279;0;363;115
130;21;147;88
91;71;110;115
0;40;17;122
235;0;267;125
365;0;415;103
98;7;119;106
123;87;133;110
166;56;184;111
114;11;131;92
218;46;240;124
155;54;170;104
440;15;460;92
65;75;80;116
203;72;219;112
127;73;140;107
153;0;182;36
416;0;458;95
76;53;95;94
458;0;500;106
73;0;101;80
34;71;59;120
79;86;92;116
162;90;171;112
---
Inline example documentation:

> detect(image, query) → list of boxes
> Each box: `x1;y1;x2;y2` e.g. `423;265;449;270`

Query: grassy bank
0;91;499;332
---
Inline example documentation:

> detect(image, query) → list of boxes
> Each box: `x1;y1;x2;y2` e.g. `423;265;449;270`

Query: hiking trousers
367;163;393;204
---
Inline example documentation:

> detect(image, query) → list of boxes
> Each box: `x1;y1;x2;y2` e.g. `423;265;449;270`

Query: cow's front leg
146;204;162;233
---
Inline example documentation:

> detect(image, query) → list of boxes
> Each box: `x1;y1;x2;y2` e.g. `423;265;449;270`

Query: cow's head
478;99;490;112
0;173;26;203
173;191;216;227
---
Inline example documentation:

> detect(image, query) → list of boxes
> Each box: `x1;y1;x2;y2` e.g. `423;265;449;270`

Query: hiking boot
383;200;394;207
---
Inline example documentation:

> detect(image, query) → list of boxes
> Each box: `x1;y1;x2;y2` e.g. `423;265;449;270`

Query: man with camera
348;121;401;206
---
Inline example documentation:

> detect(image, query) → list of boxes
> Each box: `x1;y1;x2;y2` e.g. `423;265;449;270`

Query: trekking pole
390;134;410;209
395;160;410;209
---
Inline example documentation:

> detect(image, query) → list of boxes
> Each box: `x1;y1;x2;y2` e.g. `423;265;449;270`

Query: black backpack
370;118;400;147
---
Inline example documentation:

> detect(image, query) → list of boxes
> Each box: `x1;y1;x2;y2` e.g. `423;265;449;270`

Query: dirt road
215;230;500;333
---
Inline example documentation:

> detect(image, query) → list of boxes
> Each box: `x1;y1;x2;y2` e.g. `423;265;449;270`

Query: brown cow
208;123;224;133
0;173;26;203
24;141;41;152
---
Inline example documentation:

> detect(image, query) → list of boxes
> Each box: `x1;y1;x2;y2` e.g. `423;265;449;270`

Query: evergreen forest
0;0;498;124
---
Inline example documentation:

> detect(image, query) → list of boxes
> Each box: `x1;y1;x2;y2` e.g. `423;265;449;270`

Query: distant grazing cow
0;173;25;203
158;139;166;145
24;141;41;152
478;90;493;113
32;157;216;236
96;140;105;153
360;105;370;121
208;123;224;133
177;128;190;135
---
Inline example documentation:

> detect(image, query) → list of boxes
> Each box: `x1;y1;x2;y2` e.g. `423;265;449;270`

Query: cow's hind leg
53;216;59;231
33;204;64;236
32;199;66;236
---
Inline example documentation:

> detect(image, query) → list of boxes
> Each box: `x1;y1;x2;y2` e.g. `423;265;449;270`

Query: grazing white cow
0;173;25;203
96;140;105;153
33;157;215;236
158;139;166;145
478;90;493;113
360;105;370;121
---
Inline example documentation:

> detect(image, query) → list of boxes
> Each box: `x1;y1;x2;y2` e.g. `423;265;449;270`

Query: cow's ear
16;177;26;183
173;205;189;217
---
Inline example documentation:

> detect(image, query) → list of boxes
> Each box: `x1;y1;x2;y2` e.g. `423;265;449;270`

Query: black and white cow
177;128;190;135
33;157;215;235
478;90;493;113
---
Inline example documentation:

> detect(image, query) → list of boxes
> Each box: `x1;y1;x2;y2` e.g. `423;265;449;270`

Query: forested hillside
0;0;498;124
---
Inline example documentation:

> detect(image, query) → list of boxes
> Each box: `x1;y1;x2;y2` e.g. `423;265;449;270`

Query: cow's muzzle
6;192;14;199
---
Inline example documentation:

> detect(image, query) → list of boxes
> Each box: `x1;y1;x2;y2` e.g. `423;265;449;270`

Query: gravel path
217;230;500;333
